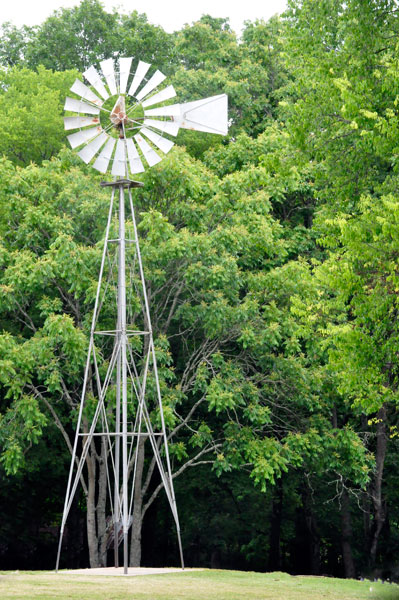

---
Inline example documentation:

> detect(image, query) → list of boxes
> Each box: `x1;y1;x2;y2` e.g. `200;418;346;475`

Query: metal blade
119;57;133;94
64;116;100;131
134;134;162;167
78;132;108;164
126;139;145;174
64;97;100;115
100;58;118;96
83;65;109;100
111;139;127;176
70;79;103;106
143;119;179;137
140;127;174;154
128;60;151;97
67;127;102;149
142;85;176;108
176;94;228;135
93;137;116;173
144;104;181;117
136;70;166;101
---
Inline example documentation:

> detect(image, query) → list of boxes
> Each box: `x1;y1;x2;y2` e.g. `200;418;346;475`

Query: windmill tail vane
57;56;228;574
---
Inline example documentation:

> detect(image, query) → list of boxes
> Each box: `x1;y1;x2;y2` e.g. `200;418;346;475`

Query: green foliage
282;0;399;211
0;0;176;74
310;195;399;413
0;67;77;166
172;16;287;139
23;0;117;71
1;0;398;575
0;151;108;470
0;22;31;67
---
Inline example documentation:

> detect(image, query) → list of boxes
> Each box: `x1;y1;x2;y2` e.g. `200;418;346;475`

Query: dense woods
1;0;399;580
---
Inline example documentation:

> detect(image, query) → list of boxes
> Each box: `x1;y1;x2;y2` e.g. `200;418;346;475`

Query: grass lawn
1;569;399;600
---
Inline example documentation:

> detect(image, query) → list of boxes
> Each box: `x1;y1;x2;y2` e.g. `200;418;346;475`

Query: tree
0;22;32;67
282;0;399;209
1;0;397;576
172;16;287;141
0;66;76;166
282;0;399;571
0;0;176;74
309;195;399;568
0;144;289;566
24;0;117;72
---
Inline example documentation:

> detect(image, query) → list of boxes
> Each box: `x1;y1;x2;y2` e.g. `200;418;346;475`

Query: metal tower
56;56;228;574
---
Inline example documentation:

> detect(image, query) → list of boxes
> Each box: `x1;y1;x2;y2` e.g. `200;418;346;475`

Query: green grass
1;569;398;600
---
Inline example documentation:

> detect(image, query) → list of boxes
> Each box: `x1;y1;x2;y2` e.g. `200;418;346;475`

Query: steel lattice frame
56;57;228;575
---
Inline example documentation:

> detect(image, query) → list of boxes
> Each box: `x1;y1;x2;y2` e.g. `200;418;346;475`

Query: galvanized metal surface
58;55;228;574
56;181;184;574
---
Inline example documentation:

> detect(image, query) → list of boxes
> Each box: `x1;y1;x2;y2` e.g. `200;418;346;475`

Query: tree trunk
86;448;99;567
268;479;283;572
129;437;146;566
303;486;320;575
369;404;387;567
97;437;108;567
341;488;356;578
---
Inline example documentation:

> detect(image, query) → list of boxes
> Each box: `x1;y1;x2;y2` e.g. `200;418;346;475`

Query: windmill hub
110;95;129;129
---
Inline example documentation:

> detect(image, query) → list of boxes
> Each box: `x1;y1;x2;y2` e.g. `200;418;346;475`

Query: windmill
56;57;228;575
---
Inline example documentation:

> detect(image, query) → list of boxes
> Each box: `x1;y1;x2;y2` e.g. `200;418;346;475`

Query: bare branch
142;443;220;517
170;395;206;439
28;384;88;496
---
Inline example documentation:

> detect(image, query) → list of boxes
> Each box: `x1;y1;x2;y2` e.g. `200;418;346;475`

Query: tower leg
128;187;185;570
177;527;184;570
118;184;129;575
55;528;63;572
114;290;122;568
124;532;128;575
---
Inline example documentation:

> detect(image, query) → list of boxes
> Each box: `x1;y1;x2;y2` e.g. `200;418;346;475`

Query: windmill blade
136;70;166;102
134;134;162;167
83;65;109;100
64;97;100;116
78;132;109;164
142;85;176;108
128;60;151;97
70;79;103;106
126;139;145;174
143;119;179;137
175;94;228;135
144;103;181;117
100;58;118;96
119;56;133;94
140;127;174;155
111;139;127;176
64;116;100;131
93;137;116;173
67;127;102;149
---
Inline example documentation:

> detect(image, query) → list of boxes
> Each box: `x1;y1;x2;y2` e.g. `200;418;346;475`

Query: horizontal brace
78;432;164;437
107;239;136;243
93;329;150;335
93;331;117;336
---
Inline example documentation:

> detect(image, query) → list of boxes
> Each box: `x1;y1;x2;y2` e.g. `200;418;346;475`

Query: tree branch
29;384;88;496
141;443;220;517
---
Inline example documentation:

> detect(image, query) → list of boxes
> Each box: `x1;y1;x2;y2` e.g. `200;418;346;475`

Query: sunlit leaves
0;67;76;166
0;395;47;474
